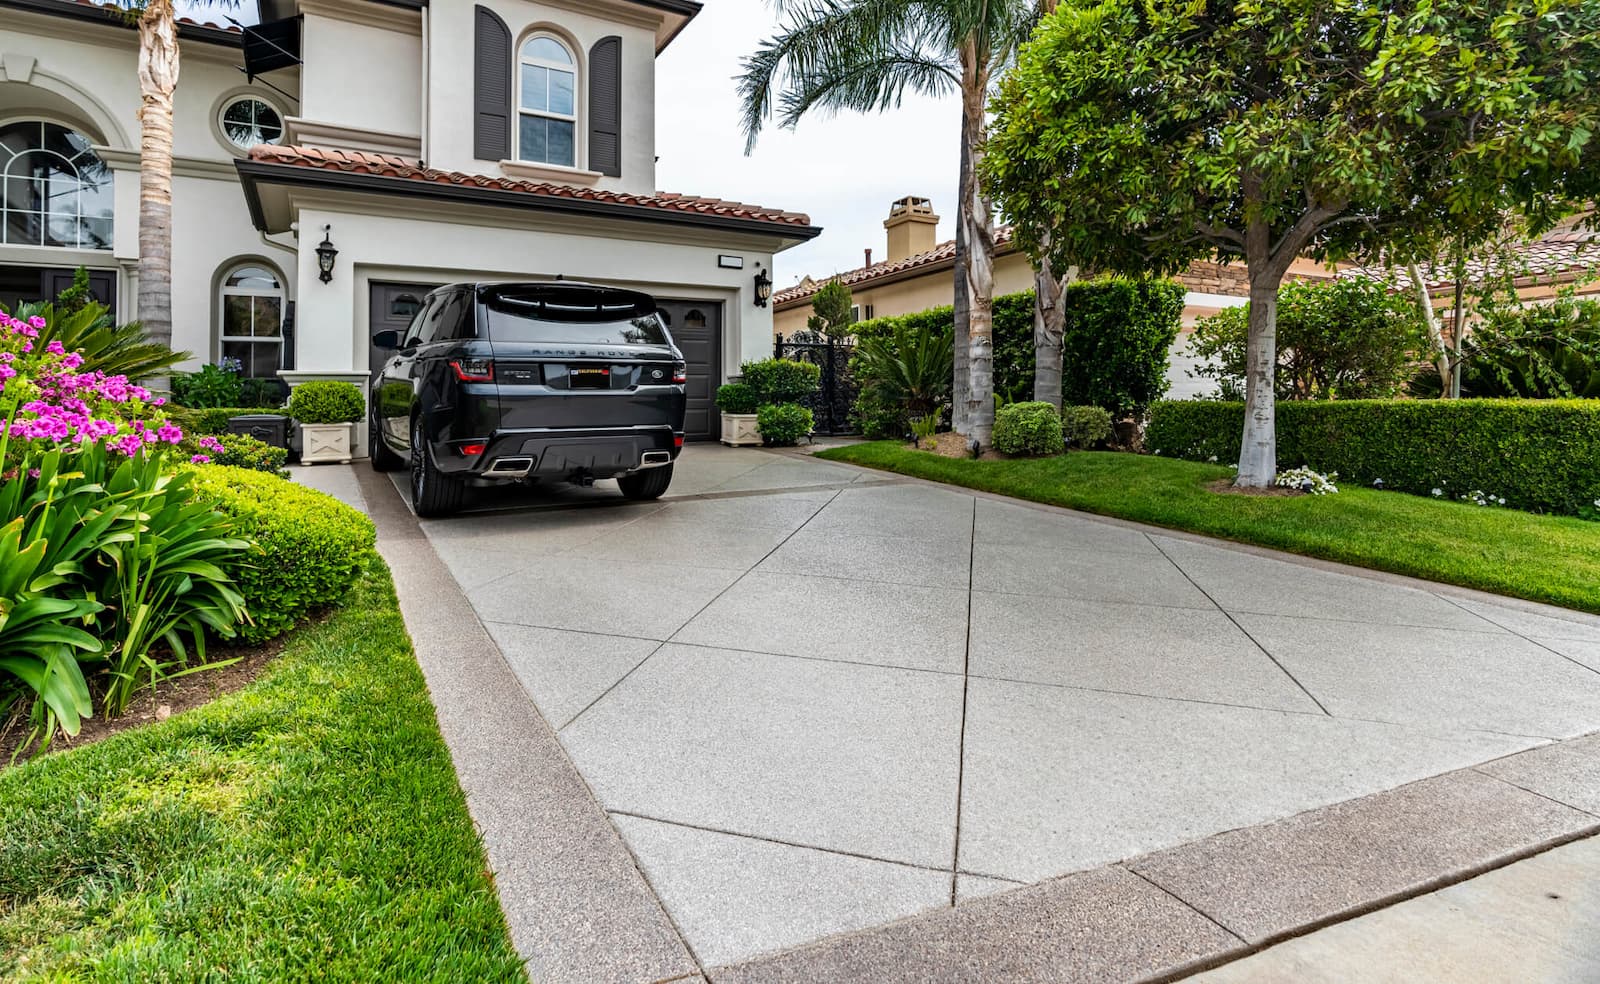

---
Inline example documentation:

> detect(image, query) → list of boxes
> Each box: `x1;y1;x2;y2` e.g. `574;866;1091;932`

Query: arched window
518;34;577;167
218;264;285;379
0;121;113;249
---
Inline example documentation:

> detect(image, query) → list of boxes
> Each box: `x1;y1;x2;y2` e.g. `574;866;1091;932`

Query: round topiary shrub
288;380;365;424
756;402;814;446
1061;405;1114;448
993;401;1064;456
715;382;760;414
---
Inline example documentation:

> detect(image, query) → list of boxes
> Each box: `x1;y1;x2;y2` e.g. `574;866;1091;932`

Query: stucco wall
289;205;772;377
298;10;422;142
424;0;658;194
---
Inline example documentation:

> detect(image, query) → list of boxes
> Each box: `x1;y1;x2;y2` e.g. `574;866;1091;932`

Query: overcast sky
654;3;962;286
188;1;961;284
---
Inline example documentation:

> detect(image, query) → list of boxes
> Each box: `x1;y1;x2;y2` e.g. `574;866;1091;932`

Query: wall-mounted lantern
754;265;773;307
314;225;339;284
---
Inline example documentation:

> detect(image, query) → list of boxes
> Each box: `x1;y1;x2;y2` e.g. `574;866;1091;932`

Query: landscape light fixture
754;265;773;307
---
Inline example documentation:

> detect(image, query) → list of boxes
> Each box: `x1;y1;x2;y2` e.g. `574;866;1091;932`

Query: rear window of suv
483;292;670;347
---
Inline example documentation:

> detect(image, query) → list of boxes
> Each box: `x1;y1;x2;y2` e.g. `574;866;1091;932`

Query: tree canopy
984;0;1600;483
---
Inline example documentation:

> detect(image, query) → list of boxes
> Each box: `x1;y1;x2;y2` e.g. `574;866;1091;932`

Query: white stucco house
1;0;820;443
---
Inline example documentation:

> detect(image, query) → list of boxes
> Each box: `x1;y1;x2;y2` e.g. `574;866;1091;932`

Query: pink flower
190;454;211;464
198;436;225;453
157;422;183;444
45;340;65;355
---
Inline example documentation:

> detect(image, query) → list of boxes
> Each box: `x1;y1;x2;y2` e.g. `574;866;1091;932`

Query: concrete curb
355;467;701;984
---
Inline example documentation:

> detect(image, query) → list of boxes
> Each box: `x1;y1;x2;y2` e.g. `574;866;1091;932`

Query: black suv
370;282;687;517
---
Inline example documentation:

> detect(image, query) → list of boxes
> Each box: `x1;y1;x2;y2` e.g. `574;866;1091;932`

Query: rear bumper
433;425;681;480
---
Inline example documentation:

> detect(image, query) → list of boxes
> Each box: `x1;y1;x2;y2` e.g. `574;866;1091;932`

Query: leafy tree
985;0;1600;485
1189;279;1425;401
738;0;1036;448
807;278;855;337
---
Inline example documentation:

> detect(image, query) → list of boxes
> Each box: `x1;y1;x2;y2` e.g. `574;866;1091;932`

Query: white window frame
517;33;580;168
217;95;285;152
0;120;113;250
217;264;285;379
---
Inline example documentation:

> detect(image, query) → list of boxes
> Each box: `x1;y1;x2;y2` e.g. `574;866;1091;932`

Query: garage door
657;300;721;441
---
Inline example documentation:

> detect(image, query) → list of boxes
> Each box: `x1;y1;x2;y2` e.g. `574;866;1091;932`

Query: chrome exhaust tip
486;456;534;477
639;450;672;468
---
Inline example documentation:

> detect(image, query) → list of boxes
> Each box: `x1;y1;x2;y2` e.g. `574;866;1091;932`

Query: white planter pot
298;422;355;464
720;413;761;447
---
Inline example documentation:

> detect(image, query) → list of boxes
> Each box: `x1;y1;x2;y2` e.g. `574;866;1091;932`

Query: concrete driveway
351;444;1600;975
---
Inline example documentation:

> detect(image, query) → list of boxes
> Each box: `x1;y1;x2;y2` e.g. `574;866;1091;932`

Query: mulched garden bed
1205;477;1305;498
0;612;328;766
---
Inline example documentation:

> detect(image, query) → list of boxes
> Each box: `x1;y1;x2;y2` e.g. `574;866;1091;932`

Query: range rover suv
370;282;687;517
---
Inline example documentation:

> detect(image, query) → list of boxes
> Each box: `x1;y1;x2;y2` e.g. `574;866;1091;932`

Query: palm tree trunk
137;0;179;366
1406;263;1452;393
952;108;971;436
1032;242;1077;409
958;41;995;447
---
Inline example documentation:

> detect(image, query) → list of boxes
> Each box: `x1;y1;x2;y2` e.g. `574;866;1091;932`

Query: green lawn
0;556;524;982
818;442;1600;615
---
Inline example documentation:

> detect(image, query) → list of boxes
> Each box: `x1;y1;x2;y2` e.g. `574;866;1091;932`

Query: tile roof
247;144;816;231
774;228;1017;306
1340;226;1600;292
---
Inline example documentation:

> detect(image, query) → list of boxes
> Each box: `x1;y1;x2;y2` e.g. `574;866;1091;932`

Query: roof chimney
883;196;940;262
864;248;873;267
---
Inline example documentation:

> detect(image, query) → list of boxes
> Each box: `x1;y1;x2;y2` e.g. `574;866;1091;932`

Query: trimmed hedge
188;466;377;643
1060;277;1185;416
740;358;821;403
1146;399;1600;515
993;401;1063;456
174;406;286;435
715;382;760;414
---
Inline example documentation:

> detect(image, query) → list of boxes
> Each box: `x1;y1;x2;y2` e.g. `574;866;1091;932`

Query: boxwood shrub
169;406;286;435
756;402;814;445
993;401;1063;456
715;382;760;414
288;380;365;424
187;466;377;643
1146;399;1600;514
741;359;821;403
1061;405;1114;447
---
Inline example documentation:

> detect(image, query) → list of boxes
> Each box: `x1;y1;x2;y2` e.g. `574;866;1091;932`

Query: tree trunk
957;41;995;447
137;0;179;372
1406;263;1451;393
951;107;971;435
1032;246;1076;409
1237;272;1279;486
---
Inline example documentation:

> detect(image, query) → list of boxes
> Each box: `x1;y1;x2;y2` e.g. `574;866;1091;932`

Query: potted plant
287;380;364;464
716;382;762;446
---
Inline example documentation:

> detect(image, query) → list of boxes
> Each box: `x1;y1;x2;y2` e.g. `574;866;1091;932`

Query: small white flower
1207;455;1218;463
1431;488;1443;497
1498;497;1507;505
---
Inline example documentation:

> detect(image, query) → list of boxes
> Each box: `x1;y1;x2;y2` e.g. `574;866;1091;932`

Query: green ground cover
818;442;1600;614
0;556;524;982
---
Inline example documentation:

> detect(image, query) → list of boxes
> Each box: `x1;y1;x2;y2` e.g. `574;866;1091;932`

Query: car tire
369;417;404;472
410;416;465;517
617;463;674;501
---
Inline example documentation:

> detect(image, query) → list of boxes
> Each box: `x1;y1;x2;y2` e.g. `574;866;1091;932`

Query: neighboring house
773;195;1339;338
1;0;818;444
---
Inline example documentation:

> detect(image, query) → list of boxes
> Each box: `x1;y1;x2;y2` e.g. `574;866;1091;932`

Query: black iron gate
774;331;858;435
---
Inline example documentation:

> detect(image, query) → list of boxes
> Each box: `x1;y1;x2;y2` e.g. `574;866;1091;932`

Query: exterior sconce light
754;265;773;307
315;224;339;284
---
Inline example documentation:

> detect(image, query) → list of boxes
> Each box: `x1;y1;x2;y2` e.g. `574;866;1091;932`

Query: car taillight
450;358;494;381
460;443;486;456
674;434;685;449
672;363;687;384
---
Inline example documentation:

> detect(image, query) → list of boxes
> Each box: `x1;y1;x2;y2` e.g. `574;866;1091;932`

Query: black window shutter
474;6;513;161
589;36;622;177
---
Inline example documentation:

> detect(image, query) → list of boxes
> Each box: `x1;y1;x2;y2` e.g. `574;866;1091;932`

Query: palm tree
738;0;1035;448
118;0;182;363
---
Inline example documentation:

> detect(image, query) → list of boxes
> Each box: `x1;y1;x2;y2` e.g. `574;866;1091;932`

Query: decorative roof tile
1341;227;1600;292
246;144;816;230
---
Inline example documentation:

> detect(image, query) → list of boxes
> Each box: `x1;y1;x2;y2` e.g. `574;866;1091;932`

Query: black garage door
656;300;721;441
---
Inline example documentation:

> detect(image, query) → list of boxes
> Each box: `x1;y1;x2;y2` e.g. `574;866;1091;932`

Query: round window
220;97;284;151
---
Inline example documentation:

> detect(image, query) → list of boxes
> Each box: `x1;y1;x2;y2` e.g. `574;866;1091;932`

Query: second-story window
518;35;577;168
